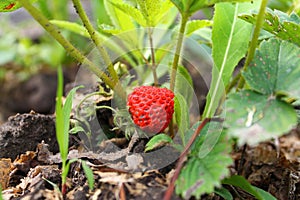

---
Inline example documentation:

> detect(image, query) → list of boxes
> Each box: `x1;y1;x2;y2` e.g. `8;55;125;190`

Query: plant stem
226;71;241;93
71;0;119;84
18;0;113;87
169;13;189;91
168;13;189;138
236;0;269;90
163;118;212;200
148;27;159;86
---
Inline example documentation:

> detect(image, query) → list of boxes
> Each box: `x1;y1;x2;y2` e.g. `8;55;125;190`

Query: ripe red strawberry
127;86;175;134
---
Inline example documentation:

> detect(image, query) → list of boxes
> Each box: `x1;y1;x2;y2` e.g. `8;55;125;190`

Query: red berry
127;86;175;134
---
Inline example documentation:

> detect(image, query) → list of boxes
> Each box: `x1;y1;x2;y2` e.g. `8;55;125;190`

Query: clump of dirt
0;112;58;160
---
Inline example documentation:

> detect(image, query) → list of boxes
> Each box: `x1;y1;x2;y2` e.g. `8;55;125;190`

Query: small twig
163;118;211;200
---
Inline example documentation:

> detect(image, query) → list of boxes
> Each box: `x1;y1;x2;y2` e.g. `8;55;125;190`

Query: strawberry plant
2;0;300;199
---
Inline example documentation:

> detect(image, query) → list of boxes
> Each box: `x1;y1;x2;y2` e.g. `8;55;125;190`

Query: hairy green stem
236;0;269;90
18;0;114;88
169;13;189;91
168;13;189;138
226;71;241;93
148;27;159;86
71;0;119;84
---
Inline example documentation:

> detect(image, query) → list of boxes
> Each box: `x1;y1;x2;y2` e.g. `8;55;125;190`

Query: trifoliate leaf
239;9;300;47
176;122;233;199
243;38;300;99
225;90;297;146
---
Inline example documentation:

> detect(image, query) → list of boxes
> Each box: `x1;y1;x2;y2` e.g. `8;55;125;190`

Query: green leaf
190;0;254;15
62;85;83;157
222;175;276;200
105;0;135;30
214;187;233;200
98;24;122;34
203;1;261;118
69;126;85;135
170;0;184;13
56;65;83;163
42;178;60;192
136;0;173;26
145;133;173;152
55;66;65;161
222;175;264;200
0;185;3;200
110;1;147;27
253;186;277;200
239;9;300;47
50;20;90;38
176;122;233;199
62;159;78;181
91;0;112;25
174;93;190;145
0;0;37;12
225;90;297;146
185;20;213;36
82;160;95;191
171;0;253;15
243;38;300;99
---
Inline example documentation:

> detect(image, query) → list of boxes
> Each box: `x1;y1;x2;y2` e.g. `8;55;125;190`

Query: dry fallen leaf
0;158;13;189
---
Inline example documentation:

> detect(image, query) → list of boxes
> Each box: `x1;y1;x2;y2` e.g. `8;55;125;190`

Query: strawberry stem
72;0;120;85
148;27;159;86
236;0;269;90
18;0;127;100
168;13;189;137
169;13;189;91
